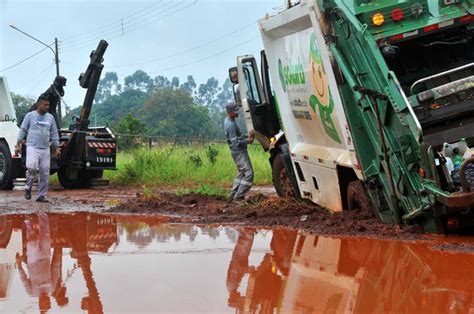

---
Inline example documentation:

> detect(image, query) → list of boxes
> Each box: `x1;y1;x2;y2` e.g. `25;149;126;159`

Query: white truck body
238;1;361;211
0;76;20;155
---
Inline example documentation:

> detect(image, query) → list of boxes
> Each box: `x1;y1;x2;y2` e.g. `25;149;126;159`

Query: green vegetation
62;70;241;139
110;144;271;191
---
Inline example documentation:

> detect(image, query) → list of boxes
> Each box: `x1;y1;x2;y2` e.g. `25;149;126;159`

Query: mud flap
279;143;301;200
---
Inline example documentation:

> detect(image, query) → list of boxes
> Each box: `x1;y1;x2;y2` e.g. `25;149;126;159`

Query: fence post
148;138;152;149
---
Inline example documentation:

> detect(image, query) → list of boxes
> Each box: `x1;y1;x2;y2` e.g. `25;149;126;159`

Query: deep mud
108;192;424;240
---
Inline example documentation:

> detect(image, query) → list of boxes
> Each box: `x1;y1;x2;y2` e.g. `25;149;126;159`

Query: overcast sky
1;0;282;110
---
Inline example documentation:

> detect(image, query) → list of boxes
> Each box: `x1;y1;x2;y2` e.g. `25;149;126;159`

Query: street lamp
9;25;62;125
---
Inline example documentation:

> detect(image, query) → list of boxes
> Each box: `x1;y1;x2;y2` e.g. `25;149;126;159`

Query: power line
31;66;55;94
109;20;258;69
21;62;55;91
0;45;52;72
60;0;175;48
61;1;197;53
145;35;260;75
60;1;184;52
61;0;166;44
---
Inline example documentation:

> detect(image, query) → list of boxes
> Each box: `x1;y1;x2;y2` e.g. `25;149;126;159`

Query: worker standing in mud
15;96;60;202
224;102;255;201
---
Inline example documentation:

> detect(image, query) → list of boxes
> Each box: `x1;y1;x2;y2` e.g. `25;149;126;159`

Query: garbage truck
229;0;474;233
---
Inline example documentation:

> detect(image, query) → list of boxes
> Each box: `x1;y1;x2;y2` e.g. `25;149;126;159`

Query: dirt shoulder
106;190;424;240
0;185;138;214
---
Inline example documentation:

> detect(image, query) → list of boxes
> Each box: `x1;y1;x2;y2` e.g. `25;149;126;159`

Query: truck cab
230;0;474;233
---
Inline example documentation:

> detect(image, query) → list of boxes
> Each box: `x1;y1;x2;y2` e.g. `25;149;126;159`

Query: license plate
96;157;114;163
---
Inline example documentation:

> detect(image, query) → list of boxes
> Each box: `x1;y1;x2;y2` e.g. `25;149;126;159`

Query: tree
181;75;196;94
171;77;180;89
124;70;153;93
197;77;220;108
153;75;170;90
11;92;34;125
95;72;121;103
114;113;148;150
141;87;218;139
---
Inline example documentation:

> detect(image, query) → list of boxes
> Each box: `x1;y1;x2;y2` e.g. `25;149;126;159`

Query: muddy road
0;185;423;240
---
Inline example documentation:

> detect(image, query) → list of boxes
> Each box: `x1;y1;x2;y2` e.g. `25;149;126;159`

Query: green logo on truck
308;33;341;144
278;58;306;92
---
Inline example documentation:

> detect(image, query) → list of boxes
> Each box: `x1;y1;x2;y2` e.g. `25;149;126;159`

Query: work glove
53;147;61;158
14;144;21;157
248;129;256;144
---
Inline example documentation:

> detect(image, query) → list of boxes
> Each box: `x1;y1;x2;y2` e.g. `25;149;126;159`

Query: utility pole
54;38;61;125
9;25;62;125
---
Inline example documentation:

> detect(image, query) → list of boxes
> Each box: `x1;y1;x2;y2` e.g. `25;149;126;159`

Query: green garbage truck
229;0;474;233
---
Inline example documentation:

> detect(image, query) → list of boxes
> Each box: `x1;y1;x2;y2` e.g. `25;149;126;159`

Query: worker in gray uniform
15;95;60;202
224;102;255;201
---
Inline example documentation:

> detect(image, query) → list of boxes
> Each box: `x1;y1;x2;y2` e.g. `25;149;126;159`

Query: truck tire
272;153;296;198
0;141;14;190
58;167;91;189
347;180;374;214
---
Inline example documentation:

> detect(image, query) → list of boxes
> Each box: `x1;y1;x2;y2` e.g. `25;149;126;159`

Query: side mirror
229;67;238;84
233;84;241;106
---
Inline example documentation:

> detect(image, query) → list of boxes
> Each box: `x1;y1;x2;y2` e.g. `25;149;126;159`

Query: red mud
108;192;424;240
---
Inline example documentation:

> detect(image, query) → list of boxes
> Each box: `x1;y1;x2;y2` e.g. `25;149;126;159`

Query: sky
0;0;283;110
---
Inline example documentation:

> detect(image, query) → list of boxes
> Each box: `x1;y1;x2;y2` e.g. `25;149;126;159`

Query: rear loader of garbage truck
230;0;474;233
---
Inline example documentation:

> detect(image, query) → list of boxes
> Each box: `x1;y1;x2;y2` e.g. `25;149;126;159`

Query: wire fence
58;129;263;150
59;129;231;149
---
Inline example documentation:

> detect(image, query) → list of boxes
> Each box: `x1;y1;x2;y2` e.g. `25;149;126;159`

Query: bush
112;144;271;190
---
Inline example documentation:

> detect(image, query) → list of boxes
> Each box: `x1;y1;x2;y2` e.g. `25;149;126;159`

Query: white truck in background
0;76;21;190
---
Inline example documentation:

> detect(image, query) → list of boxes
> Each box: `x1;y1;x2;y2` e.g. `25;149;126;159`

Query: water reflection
0;213;474;313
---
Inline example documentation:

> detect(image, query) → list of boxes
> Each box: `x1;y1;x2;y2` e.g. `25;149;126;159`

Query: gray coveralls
225;117;254;200
18;111;59;198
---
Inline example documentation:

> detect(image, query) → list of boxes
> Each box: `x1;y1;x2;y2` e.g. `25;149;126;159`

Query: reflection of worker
224;102;255;201
226;228;254;309
16;96;60;202
16;212;67;312
226;229;295;313
29;76;67;128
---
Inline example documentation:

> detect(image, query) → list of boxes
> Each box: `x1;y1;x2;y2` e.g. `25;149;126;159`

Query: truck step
13;178;38;191
90;178;110;187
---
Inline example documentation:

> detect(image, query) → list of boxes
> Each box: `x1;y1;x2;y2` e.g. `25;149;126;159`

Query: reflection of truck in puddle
230;230;474;313
0;213;117;310
0;215;22;300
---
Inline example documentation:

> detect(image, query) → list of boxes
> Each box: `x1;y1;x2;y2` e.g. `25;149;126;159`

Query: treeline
68;70;235;141
12;70;241;146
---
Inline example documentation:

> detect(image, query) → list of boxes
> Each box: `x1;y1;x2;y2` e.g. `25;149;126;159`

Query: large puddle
1;212;474;313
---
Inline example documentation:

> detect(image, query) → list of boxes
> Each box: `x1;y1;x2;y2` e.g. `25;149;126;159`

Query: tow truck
0;40;116;189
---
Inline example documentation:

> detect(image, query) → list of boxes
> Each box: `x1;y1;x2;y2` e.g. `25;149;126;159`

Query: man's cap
226;102;240;113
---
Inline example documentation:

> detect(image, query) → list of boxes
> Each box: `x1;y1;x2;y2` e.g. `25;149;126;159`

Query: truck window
243;61;262;104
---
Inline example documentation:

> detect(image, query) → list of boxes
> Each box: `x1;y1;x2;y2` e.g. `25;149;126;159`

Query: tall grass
110;144;272;189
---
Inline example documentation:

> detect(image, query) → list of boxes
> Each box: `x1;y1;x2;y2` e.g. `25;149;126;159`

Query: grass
111;144;272;192
48;144;272;197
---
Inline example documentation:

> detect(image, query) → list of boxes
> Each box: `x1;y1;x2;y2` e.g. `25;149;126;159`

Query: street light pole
9;25;62;125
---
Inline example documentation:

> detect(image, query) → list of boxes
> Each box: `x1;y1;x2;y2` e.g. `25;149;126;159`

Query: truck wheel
347;180;374;214
58;167;91;189
0;141;14;190
272;153;295;198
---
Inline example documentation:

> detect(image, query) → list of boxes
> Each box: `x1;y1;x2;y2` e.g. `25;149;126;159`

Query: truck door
233;55;280;139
